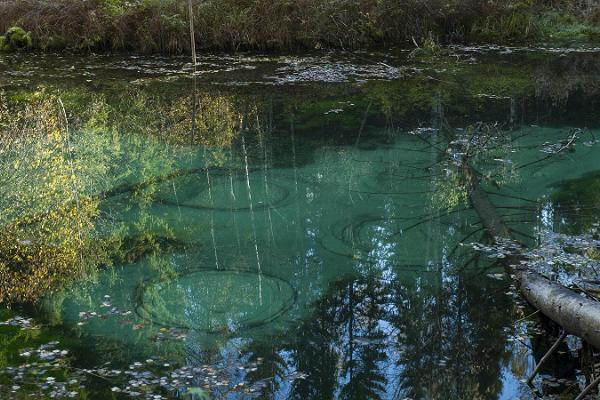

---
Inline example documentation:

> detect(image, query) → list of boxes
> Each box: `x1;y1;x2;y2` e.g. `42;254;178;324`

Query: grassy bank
0;0;599;53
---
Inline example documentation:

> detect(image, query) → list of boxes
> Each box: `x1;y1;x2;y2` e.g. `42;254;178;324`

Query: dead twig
527;331;567;385
575;374;600;400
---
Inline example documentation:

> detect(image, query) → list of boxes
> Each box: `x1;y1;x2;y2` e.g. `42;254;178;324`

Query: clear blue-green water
2;46;600;399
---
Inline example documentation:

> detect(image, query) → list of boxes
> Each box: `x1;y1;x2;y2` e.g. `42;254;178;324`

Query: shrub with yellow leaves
0;92;101;304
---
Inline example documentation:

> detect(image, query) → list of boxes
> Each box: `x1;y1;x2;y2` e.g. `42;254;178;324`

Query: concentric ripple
156;172;290;211
135;269;296;333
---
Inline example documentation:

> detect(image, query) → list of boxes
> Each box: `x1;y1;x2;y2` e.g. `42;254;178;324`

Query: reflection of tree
339;279;388;400
0;87;245;304
532;53;600;107
287;275;390;400
432;118;600;398
6;57;600;395
0;93;105;304
288;278;355;399
164;92;239;147
283;247;513;399
244;338;289;398
390;266;512;400
552;171;600;233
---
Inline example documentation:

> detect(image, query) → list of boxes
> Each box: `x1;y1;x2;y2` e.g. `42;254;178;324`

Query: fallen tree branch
463;161;600;349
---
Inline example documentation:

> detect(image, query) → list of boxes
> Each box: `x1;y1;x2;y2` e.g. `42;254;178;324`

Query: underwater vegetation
2;45;600;305
2;48;600;399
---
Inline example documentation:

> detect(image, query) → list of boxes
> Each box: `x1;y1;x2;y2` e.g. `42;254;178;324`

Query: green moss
463;64;534;98
2;26;32;51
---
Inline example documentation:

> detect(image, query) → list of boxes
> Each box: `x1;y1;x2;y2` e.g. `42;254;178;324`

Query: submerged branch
464;160;600;349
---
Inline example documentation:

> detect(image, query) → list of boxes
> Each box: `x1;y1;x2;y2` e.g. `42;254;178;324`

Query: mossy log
464;163;600;349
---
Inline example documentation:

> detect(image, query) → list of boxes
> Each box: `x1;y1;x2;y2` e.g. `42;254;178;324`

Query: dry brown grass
0;0;597;53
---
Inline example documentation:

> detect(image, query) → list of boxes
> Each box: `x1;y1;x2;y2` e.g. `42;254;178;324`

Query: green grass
541;11;600;42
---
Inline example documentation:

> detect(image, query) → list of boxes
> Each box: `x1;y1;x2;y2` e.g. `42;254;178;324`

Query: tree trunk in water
464;163;600;349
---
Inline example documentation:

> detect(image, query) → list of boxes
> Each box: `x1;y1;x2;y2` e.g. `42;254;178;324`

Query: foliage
165;94;238;147
471;10;544;43
0;85;251;304
0;0;598;53
431;169;469;211
430;123;518;211
0;93;105;304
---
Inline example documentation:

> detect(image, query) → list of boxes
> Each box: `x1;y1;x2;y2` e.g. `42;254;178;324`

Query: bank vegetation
0;0;599;53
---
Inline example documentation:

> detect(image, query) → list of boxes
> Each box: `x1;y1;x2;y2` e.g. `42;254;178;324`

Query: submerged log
464;163;600;349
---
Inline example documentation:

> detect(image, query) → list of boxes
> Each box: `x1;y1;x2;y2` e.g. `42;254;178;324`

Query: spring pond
2;46;600;399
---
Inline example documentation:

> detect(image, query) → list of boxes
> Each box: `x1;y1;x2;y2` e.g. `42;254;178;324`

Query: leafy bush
0;94;103;304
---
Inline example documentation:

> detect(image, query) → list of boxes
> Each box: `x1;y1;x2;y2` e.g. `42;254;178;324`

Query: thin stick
354;100;372;147
575;374;600;400
516;129;579;171
58;98;84;265
188;0;197;143
526;331;567;385
513;309;540;325
188;0;196;71
64;366;115;384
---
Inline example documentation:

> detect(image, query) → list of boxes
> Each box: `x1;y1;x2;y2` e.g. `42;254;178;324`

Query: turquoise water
2;47;600;399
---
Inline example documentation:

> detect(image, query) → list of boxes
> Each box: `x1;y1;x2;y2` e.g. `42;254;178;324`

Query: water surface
2;46;600;399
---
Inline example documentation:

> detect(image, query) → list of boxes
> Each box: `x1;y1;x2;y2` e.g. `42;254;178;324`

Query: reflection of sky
499;366;522;400
55;115;600;399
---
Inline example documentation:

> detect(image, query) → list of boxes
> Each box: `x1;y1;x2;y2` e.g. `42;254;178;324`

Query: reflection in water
288;268;513;400
137;269;295;332
2;48;600;399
